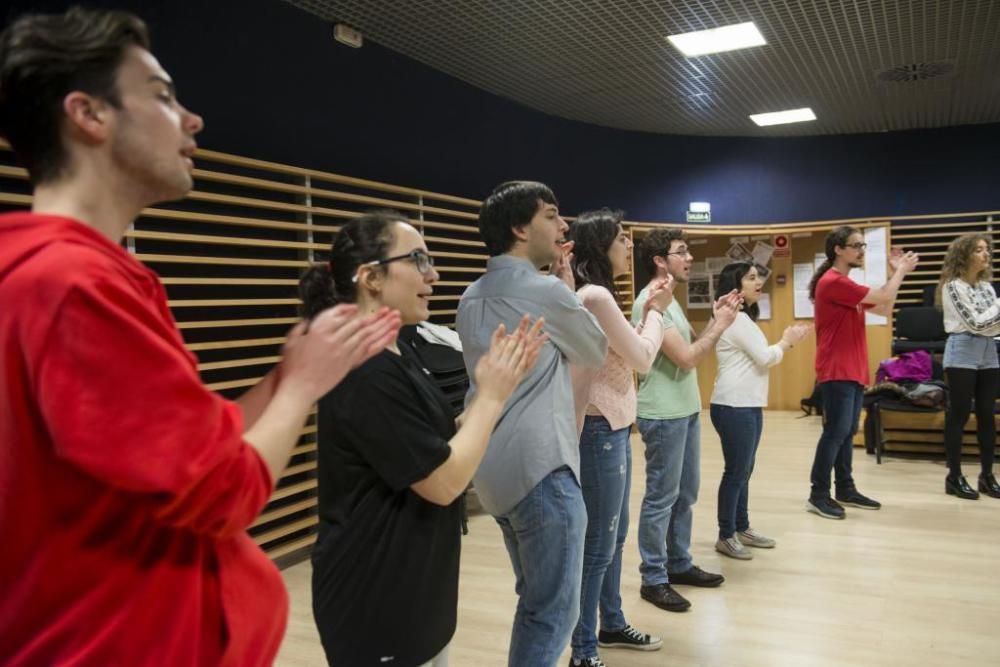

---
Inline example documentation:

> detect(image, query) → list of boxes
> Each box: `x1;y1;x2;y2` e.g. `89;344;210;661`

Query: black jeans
809;381;864;498
944;367;999;477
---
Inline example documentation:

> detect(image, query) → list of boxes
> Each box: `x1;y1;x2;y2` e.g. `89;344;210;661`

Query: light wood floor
275;411;1000;666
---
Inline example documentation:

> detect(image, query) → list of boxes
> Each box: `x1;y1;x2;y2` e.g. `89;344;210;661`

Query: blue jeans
710;405;763;540
495;467;586;667
570;416;631;659
809;381;863;497
636;413;700;586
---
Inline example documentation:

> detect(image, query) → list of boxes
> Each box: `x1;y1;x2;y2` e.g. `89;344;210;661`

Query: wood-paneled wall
3;136;996;561
0;140;484;564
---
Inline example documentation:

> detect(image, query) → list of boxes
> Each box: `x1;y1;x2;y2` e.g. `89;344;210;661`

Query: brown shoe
640;583;691;612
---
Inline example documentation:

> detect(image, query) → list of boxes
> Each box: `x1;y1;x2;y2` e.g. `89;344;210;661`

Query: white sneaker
715;536;752;560
737;528;776;548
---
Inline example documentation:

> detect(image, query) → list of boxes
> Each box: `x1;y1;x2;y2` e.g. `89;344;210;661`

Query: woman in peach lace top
566;209;673;665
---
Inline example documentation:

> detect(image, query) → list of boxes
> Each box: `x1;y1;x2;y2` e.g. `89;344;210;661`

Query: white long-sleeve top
570;284;666;431
942;279;1000;337
711;311;784;408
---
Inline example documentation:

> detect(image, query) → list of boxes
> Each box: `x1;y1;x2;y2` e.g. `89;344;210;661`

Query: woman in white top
566;209;673;666
710;262;810;560
939;233;1000;500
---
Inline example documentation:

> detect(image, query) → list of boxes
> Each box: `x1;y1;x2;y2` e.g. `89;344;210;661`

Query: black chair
864;359;946;464
892;306;946;356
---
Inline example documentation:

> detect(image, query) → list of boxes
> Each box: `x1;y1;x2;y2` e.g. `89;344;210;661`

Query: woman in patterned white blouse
938;234;1000;499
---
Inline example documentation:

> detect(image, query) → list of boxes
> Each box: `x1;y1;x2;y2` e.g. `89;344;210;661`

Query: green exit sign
686;211;711;222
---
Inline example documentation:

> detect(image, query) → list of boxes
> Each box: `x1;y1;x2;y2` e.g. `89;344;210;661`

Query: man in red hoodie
0;7;400;665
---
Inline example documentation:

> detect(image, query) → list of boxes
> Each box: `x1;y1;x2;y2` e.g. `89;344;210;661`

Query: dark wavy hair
478;180;558;256
639;227;688;277
567;208;623;301
0;6;149;184
715;261;760;321
298;210;406;319
808;225;860;301
935;233;993;306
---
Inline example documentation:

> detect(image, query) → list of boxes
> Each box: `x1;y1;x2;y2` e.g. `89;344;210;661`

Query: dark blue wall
4;0;998;224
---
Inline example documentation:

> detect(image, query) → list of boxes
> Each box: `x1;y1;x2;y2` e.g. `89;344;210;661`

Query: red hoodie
0;212;287;666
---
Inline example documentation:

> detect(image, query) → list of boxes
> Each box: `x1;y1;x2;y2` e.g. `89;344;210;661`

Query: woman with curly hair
939;233;1000;499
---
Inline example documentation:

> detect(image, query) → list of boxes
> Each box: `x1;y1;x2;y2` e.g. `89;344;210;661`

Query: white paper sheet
863;227;888;325
757;293;771;320
793;262;815;318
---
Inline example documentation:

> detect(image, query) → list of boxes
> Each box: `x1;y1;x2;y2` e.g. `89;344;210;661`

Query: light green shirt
632;288;701;419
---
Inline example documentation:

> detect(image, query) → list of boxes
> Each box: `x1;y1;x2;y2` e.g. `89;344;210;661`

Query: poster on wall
687;272;713;309
726;242;754;264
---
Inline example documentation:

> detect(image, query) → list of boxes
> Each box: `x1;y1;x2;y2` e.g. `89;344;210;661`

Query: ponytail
809;225;860;302
298;263;338;320
298;210;403;319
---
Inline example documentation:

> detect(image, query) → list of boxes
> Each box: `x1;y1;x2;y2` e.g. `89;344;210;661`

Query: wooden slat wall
0;139;483;564
5;133;996;557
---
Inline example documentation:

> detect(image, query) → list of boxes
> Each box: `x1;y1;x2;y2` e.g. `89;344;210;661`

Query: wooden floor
275;411;1000;666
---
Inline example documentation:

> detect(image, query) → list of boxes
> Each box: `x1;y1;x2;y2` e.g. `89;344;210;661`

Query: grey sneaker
715;536;753;560
737;528;776;548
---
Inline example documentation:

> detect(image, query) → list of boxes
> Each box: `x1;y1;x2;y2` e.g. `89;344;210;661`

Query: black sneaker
669;564;724;588
640;583;691;612
598;624;663;651
569;657;607;667
835;488;882;510
806;495;846;519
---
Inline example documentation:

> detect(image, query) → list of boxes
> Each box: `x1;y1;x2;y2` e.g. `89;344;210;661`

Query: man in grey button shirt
458;181;607;666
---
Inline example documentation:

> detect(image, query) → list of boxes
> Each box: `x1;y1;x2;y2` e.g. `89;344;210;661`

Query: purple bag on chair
875;350;932;384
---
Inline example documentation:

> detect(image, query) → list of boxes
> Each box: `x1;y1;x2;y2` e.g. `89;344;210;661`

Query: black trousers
944;367;999;476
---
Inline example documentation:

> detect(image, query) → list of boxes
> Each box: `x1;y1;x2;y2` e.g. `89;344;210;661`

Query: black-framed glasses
844;242;867;250
664;247;692;257
352;249;434;283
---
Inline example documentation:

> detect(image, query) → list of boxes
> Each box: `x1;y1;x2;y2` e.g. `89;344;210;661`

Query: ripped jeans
570;415;632;659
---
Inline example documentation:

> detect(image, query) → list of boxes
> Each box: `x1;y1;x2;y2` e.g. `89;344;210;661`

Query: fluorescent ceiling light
749;107;817;126
667;22;766;57
689;202;711;213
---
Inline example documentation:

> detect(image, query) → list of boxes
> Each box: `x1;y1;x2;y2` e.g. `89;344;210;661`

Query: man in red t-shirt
0;8;400;665
806;226;918;519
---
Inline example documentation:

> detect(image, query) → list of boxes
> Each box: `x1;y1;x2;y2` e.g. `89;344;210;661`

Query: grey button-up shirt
457;254;608;516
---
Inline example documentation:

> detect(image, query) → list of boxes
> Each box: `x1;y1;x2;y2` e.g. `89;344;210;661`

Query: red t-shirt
814;268;872;386
0;213;287;666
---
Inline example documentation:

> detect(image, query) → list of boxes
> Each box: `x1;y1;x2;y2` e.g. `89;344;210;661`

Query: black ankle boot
978;473;1000;498
946;474;979;500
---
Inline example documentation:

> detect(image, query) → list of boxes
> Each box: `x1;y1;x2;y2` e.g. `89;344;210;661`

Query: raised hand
280;305;402;403
645;274;675;314
889;250;919;275
781;323;812;347
712;289;742;328
549;241;576;290
474;315;548;403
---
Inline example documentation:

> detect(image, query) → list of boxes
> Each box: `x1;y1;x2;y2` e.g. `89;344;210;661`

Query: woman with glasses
566;209;672;666
710;262;810;560
299;210;546;666
938;234;1000;500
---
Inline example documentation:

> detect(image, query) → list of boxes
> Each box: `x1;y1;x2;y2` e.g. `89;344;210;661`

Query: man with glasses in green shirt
631;228;741;613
